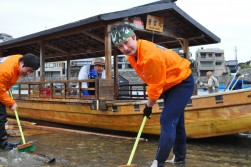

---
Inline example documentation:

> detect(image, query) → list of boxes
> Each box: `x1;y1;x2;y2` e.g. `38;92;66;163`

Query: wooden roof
0;0;220;62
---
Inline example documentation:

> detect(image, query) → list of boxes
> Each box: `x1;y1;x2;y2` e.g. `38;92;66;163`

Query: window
200;61;213;67
126;63;133;69
118;64;122;69
201;53;206;58
118;56;125;62
215;62;222;66
215;53;222;57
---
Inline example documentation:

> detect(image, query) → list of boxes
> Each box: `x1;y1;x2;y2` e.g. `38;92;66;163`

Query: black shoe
3;142;21;150
174;160;186;164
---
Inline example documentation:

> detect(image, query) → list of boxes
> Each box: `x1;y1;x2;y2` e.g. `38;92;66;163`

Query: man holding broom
110;24;194;167
0;53;40;150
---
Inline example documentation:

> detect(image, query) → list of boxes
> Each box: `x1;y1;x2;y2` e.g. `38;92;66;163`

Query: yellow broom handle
8;90;26;144
127;116;147;165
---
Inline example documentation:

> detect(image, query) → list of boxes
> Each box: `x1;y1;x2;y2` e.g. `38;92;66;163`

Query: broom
118;116;147;167
8;90;36;153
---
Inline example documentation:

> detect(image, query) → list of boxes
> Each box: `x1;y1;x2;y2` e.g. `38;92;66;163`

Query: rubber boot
0;130;8;149
0;124;20;150
4;141;21;150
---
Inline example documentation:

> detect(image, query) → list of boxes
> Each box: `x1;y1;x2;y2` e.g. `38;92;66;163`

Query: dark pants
0;102;8;148
155;74;194;165
88;82;95;95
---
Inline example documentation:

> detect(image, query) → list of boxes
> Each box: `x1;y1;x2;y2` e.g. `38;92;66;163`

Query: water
0;127;250;167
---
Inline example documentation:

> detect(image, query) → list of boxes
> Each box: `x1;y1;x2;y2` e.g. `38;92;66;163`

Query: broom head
17;141;36;153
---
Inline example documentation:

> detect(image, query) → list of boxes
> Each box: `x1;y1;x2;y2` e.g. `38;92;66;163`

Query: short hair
206;71;212;76
19;53;40;70
236;73;241;77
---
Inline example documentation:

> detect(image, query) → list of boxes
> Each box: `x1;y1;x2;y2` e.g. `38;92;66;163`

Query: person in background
200;71;219;93
229;73;251;90
110;24;194;167
0;53;40;150
77;57;105;95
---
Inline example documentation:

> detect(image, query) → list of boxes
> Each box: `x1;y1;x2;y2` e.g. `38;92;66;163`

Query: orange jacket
127;40;191;100
0;54;22;106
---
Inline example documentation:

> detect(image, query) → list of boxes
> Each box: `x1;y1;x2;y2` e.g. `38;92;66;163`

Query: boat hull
7;88;251;138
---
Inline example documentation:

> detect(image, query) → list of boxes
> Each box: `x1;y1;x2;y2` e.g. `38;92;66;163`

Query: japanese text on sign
146;15;164;32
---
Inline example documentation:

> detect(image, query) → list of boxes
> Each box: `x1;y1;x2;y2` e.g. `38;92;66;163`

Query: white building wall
195;48;225;77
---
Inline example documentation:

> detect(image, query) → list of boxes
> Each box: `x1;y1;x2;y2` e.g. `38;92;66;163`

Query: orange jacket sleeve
0;55;22;106
127;40;191;100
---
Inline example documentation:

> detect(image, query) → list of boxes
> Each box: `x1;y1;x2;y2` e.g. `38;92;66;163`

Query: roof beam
46;44;69;54
135;28;183;39
44;49;105;59
81;31;104;44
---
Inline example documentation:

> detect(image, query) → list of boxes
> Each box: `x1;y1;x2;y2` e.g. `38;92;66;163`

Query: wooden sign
146;15;164;32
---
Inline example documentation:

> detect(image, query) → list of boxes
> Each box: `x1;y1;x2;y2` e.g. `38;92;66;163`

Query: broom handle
127;116;147;165
8;90;26;144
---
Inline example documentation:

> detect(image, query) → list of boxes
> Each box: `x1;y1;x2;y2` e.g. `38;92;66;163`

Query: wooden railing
12;79;148;101
117;83;148;100
13;79;99;101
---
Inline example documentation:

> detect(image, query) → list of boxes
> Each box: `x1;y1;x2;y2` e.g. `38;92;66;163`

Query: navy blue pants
0;102;8;148
155;74;194;164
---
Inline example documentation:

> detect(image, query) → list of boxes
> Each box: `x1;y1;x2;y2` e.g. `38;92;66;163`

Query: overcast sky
1;0;250;63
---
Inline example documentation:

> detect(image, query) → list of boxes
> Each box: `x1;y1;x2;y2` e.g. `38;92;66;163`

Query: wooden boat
2;1;250;138
6;80;251;138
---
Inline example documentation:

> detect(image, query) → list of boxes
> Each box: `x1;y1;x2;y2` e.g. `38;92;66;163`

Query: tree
239;63;250;69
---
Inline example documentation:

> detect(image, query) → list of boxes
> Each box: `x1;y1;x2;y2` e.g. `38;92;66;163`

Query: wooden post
95;78;99;100
104;24;112;79
66;56;71;93
176;38;189;60
18;84;21;98
98;79;114;100
40;40;45;82
67;56;71;80
113;48;119;99
183;39;189;60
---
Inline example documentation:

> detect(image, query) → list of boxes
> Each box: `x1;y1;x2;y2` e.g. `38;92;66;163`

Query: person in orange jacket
110;24;194;167
0;53;40;150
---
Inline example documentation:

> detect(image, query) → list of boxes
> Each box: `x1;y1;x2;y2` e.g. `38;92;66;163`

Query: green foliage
239;63;250;69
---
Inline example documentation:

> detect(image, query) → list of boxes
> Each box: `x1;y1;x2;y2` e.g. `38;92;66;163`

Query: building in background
35;58;93;78
0;33;13;42
225;60;238;73
195;48;225;77
112;55;133;71
36;61;67;78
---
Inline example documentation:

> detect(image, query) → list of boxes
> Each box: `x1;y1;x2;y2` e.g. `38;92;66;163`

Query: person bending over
110;24;194;167
0;53;40;150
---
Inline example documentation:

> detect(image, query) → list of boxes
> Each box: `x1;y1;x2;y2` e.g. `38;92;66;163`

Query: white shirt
77;65;105;89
